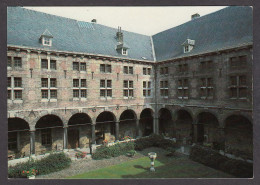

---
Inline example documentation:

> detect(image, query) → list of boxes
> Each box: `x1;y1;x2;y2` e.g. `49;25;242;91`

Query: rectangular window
80;63;86;71
50;90;57;99
81;79;87;87
41;129;52;145
50;60;56;70
14;57;22;68
100;80;105;88
50;78;56;88
8;77;11;88
43;37;51;46
107;89;112;97
8;57;12;67
143;81;152;97
73;62;79;71
73;89;79;98
14;90;22;99
73;79;79;87
107;80;112;88
100;64;105;73
106;65;112;73
123;80;134;97
8;90;11;99
41;59;48;69
81;89;87;98
230;88;237;98
124;66;128;74
147;68;151;75
100;89;106;97
41;90;48;99
143;68;146;75
160;80;169;97
14;77;22;87
41;78;48;88
239;75;246;86
129;67;133;74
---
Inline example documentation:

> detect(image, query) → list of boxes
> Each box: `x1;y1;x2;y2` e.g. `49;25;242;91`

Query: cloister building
7;6;253;159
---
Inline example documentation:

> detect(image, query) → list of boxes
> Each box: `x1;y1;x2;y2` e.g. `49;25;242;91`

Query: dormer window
40;29;53;47
182;39;195;53
122;48;128;55
43;37;51;46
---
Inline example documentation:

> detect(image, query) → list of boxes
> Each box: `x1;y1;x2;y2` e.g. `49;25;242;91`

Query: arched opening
35;115;63;155
119;110;137;139
8;118;30;158
96;111;116;144
225;115;252;159
159;108;173;137
140;108;153;136
68;113;92;149
197;112;219;144
175;110;193;144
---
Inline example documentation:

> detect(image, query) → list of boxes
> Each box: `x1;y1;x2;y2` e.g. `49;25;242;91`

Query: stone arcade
7;6;253;159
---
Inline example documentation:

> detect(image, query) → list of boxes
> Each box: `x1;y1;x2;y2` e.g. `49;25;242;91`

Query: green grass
67;154;234;179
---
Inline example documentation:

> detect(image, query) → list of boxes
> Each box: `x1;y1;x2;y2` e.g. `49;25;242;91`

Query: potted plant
75;151;87;159
103;139;108;146
22;168;38;179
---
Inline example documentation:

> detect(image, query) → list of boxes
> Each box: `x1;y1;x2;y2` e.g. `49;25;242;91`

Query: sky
24;6;227;35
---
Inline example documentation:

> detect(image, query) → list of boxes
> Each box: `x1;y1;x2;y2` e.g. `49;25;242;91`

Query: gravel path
36;147;166;179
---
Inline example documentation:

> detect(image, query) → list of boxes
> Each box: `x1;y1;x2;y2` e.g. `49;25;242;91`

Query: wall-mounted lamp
117;73;119;80
219;68;222;78
64;70;67;78
92;72;94;79
116;105;119;110
92;107;96;112
29;68;33;78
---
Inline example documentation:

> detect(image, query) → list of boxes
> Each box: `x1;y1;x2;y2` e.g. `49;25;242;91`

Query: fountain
148;152;157;172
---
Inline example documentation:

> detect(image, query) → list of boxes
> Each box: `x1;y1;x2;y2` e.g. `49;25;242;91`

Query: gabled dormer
39;29;53;47
115;27;129;55
182;39;195;53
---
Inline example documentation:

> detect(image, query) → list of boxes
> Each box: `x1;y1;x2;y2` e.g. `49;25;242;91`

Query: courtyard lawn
67;153;233;179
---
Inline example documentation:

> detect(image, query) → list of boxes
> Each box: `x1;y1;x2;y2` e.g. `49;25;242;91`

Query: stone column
153;117;159;135
17;131;20;151
115;121;119;141
63;126;68;151
136;119;142;138
30;130;35;155
217;127;226;150
91;123;96;145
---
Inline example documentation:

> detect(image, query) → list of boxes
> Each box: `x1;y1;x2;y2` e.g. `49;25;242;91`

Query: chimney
191;13;200;20
91;19;97;23
116;27;123;43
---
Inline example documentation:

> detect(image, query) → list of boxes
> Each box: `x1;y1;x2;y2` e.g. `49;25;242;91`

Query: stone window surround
143;67;151;75
72;78;87;100
41;77;57;102
123;80;134;98
100;79;112;99
41;58;57;71
123;66;134;74
160;80;169;98
7;76;23;103
143;81;152;97
177;78;189;99
7;56;22;69
200;77;214;100
100;64;112;73
229;75;248;99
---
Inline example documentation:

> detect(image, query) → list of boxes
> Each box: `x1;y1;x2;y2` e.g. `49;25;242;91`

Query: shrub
92;141;135;160
165;147;176;157
8;152;71;178
134;134;177;151
190;145;253;178
75;151;87;159
126;150;136;157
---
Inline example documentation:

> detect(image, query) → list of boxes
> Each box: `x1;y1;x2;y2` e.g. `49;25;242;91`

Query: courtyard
35;147;233;179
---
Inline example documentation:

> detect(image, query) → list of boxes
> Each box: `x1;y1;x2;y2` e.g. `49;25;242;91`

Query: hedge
190;145;253;178
8;152;72;178
134;134;177;151
92;141;135;160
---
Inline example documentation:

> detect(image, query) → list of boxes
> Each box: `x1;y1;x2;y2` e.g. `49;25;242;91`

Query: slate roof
7;7;155;61
152;6;253;61
7;6;252;62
